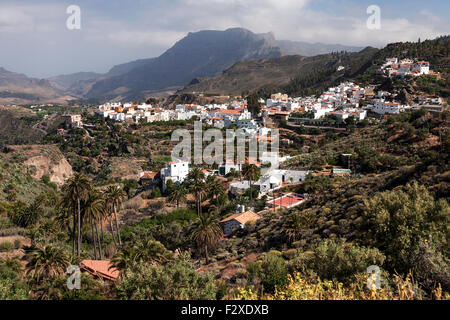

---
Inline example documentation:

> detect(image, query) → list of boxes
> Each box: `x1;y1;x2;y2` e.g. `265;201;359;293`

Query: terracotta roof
267;194;305;208
211;109;241;115
80;260;119;281
219;109;241;115
220;210;260;225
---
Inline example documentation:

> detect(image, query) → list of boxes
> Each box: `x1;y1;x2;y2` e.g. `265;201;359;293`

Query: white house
313;107;334;119
412;61;430;75
349;110;367;121
160;161;190;192
220;209;260;235
230;180;251;195
372;101;402;115
256;175;282;194
330;112;349;120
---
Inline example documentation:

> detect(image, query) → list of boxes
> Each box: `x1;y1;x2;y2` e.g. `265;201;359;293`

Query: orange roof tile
80;260;119;281
220;210;260;224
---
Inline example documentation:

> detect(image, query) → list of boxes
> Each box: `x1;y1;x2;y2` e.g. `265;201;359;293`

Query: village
60;61;443;238
58;66;433;238
1;0;449;304
91;57;443;129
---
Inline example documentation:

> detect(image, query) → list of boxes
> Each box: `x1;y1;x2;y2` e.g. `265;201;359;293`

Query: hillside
0;144;72;203
355;36;450;98
0;106;44;146
0;68;75;105
204;111;450;294
182;36;449;97
181;47;379;96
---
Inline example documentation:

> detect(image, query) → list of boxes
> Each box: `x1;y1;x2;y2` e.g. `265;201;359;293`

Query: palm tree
103;195;118;247
110;246;140;273
111;240;174;275
0;258;23;274
62;173;92;257
187;168;206;217
242;164;260;202
26;245;69;283
136;239;174;265
191;209;223;265
82;191;106;260
168;184;187;209
283;212;315;244
105;186;126;246
206;176;224;201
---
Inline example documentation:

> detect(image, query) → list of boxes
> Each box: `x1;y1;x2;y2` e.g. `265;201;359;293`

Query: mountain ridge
180;47;379;96
84;28;283;101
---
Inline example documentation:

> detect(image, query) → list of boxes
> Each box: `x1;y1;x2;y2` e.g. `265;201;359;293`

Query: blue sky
0;0;448;78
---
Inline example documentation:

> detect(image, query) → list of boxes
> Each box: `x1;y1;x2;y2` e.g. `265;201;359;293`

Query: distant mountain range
48;72;103;91
0;67;74;105
0;28;370;104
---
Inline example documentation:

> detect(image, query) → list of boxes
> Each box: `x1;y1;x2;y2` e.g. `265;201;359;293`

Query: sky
0;0;448;78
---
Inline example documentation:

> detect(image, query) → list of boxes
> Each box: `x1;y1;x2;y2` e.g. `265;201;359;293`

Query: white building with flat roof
372;100;403;115
160;161;190;191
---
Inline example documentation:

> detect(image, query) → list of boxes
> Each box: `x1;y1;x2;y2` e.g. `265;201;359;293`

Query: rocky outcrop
25;155;73;186
6;145;73;186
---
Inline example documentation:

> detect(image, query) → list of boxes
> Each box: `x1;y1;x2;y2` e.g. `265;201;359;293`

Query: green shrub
13;239;21;249
0;242;14;251
116;253;216;300
289;239;385;284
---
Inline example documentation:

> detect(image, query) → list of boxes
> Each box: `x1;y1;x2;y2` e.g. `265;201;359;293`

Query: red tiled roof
80;260;119;281
267;194;305;208
220;210;260;224
211;109;241;115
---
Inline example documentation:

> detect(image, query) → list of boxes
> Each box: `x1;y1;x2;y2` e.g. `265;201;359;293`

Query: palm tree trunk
249;180;253;202
72;210;76;257
205;244;209;265
91;223;97;260
95;224;103;260
77;198;81;257
109;217;117;247
101;222;105;243
113;203;122;245
195;192;200;216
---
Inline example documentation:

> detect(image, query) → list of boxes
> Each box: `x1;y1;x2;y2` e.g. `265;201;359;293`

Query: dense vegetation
0;37;448;301
0;107;448;300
